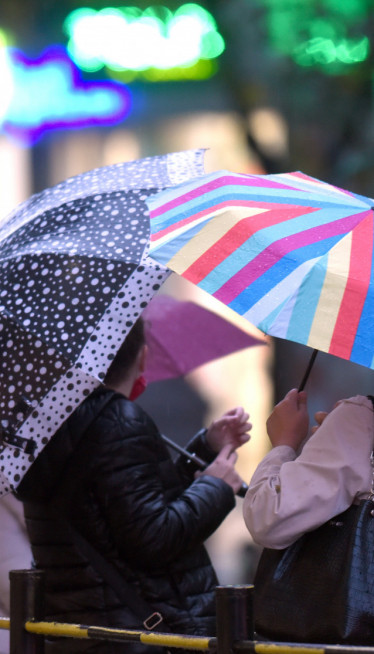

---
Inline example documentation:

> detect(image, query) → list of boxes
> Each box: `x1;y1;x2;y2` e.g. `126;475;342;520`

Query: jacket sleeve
243;395;374;549
87;399;235;570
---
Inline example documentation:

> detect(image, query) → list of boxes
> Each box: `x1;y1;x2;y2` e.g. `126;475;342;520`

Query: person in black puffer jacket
16;316;251;654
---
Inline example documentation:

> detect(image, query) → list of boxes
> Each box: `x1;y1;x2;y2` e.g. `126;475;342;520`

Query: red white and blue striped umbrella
147;170;374;371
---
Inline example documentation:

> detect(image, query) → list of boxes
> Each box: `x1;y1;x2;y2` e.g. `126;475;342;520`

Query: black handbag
254;459;374;644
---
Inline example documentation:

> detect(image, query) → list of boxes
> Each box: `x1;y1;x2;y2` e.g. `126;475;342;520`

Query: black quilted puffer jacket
16;386;236;654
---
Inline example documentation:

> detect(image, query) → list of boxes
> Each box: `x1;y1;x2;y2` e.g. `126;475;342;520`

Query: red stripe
212;211;370;305
150;173;298;219
183;206;318;284
151;197;308;243
151;199;257;242
291;171;357;199
328;212;373;359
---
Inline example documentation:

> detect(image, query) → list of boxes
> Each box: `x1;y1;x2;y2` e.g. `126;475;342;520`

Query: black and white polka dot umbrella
0;149;205;494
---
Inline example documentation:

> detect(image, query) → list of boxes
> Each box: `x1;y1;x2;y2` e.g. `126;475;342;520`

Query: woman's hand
266;388;309;451
310;399;344;434
205;407;252;453
311;410;329;434
195;444;245;494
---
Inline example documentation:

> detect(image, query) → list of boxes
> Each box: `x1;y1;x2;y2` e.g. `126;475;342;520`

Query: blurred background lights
1;46;132;145
63;4;225;79
247;108;289;160
294;36;369;68
0;30;14;123
265;0;371;74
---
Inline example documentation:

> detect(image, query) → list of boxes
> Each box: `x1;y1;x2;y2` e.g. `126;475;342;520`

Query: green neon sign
63;4;225;81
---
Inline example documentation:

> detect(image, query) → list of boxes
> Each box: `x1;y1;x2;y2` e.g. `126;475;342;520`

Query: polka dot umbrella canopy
0;149;205;495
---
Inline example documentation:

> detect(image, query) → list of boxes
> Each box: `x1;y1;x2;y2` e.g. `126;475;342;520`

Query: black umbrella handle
236;481;249;498
298;349;318;391
160;434;248;498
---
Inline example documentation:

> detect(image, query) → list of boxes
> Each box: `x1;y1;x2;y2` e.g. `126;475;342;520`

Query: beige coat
243;395;374;549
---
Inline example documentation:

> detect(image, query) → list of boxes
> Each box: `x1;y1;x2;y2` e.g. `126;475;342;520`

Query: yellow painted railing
6;572;374;654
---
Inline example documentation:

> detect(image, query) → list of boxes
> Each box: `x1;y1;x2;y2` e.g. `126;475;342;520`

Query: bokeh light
0;30;15;124
63;4;225;80
0;46;132;145
265;0;371;74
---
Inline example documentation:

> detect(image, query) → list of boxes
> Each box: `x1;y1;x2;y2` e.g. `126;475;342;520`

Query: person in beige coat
243;390;374;548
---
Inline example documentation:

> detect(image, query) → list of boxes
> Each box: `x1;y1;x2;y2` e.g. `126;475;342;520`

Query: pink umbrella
142;294;265;383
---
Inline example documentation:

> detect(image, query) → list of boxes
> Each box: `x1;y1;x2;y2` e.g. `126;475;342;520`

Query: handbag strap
51;387;170;633
64;519;169;632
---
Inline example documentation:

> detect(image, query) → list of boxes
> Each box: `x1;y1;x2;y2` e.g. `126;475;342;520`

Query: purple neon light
2;45;132;145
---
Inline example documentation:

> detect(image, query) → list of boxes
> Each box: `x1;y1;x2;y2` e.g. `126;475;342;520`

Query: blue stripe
200;234;342;314
190;208;359;296
149;185;368;235
266;173;368;201
149;217;211;261
257;297;291;334
146;170;226;210
285;255;328;344
350;262;374;367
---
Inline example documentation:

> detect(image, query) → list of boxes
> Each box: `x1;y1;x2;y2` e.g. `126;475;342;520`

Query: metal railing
4;570;374;654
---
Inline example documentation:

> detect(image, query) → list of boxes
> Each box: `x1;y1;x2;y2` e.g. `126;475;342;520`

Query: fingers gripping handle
160;434;248;498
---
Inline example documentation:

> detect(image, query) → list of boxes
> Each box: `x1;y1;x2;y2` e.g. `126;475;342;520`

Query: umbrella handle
160;434;248;498
298;349;318;391
236;482;249;498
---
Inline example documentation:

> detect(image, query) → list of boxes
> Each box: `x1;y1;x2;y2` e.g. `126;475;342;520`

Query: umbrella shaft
161;434;207;469
160;434;248;498
298;349;318;391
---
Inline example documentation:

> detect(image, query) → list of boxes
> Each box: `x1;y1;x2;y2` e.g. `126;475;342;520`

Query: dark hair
104;317;146;386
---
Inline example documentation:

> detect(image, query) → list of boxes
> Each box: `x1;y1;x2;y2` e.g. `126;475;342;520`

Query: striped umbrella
147;170;374;374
